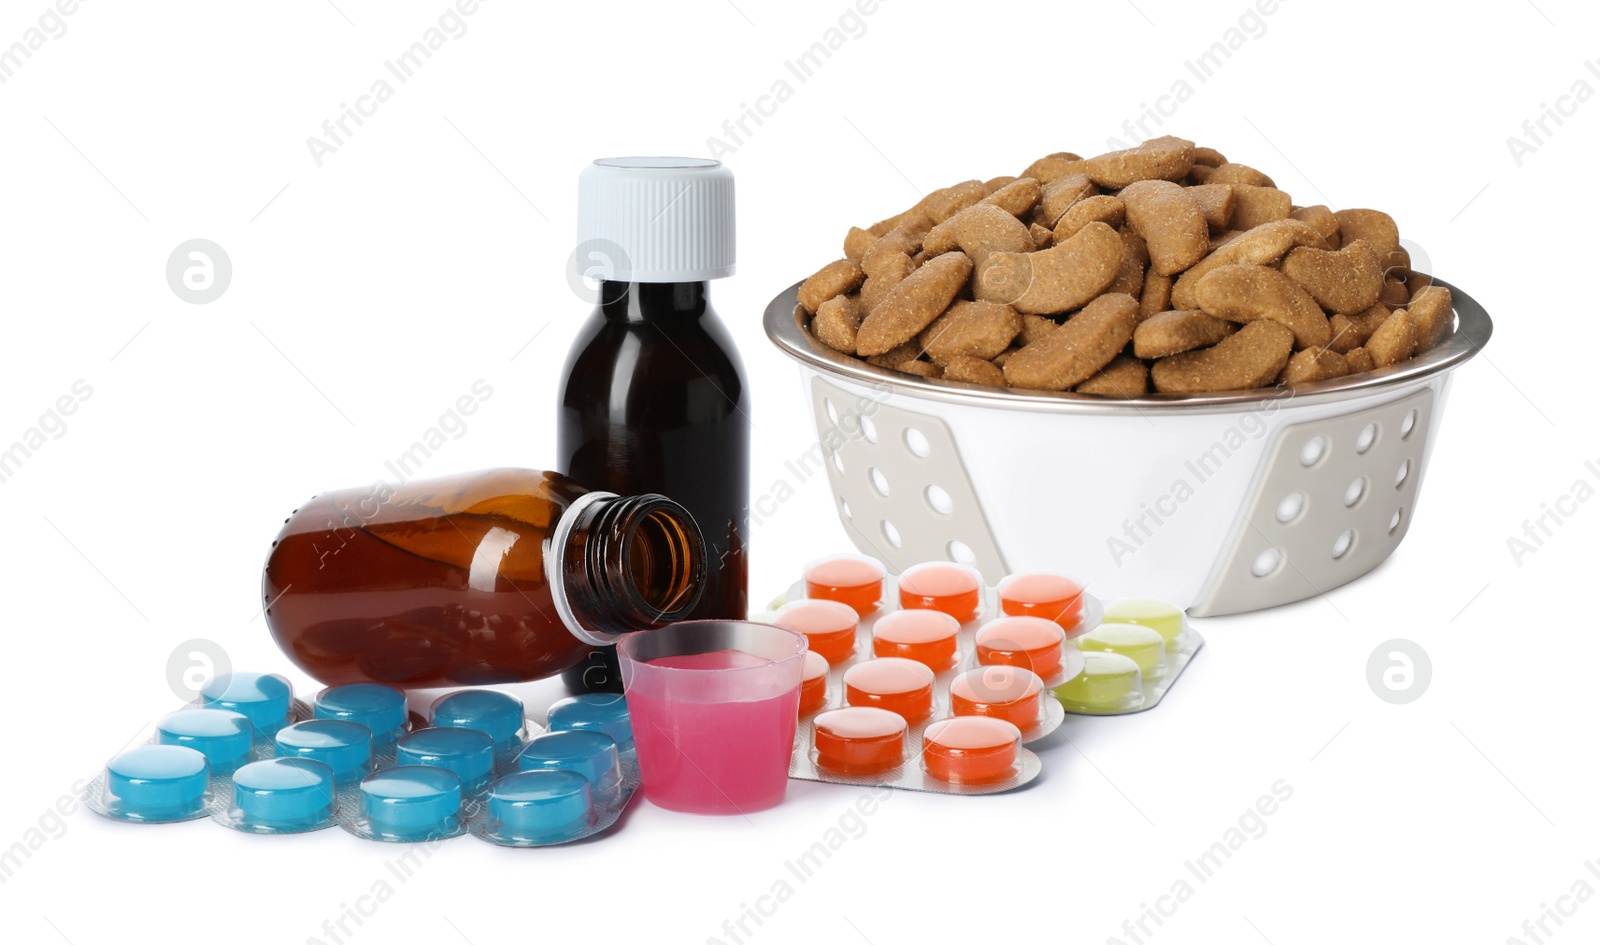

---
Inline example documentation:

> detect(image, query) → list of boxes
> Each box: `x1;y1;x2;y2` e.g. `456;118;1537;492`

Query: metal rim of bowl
764;274;1492;416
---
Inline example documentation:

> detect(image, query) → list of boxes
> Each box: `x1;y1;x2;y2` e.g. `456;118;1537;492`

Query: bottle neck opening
549;492;706;646
599;280;709;321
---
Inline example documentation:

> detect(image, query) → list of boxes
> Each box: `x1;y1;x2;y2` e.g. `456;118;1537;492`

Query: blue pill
360;766;464;841
157;709;255;773
517;730;621;795
431;690;525;752
396;728;495;794
274;719;372;783
314;683;408;745
487;770;592;843
231;757;336;829
546;694;633;751
200;672;293;735
105;745;209;821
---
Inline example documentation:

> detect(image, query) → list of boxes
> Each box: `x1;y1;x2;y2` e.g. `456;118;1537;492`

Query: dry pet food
798;137;1452;395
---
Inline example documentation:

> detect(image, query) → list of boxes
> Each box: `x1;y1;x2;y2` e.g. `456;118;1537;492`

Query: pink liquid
627;650;800;814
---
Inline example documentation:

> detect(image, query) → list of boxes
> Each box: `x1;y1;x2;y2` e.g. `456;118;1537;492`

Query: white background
1;1;1595;943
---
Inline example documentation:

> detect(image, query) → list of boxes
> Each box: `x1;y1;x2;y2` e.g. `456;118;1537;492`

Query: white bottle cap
575;157;736;283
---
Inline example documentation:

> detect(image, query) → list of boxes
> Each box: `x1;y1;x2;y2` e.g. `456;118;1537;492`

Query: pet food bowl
764;277;1491;616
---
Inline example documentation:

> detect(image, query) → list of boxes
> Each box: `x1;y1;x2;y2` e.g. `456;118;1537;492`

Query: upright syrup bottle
557;157;748;692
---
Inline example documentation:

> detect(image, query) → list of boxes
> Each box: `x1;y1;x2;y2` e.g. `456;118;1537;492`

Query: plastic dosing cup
618;620;807;815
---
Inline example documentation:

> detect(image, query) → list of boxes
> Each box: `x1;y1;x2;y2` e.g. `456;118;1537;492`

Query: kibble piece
844;226;877;260
1133;309;1238;359
799;258;866;313
866;342;921;368
1327;303;1390;353
991;347;1021;367
860;252;916;314
1333;208;1399;256
1280;347;1350;385
1279;239;1384;316
1188;164;1215;184
924;180;989;224
982;178;1042;218
1020;152;1087;183
857;252;974;355
1019;314;1058;345
1029;223;1054;249
1038;174;1098;227
1379;278;1410;307
1407;285;1454;353
984;175;1018;193
1228;185;1293;230
861;218;931;275
1206;163;1276;188
922;203;1033;268
1150;320;1295;393
1076;356;1149;396
1139;270;1173;320
1084;136;1196;188
1344;347;1376;373
1004;293;1140;391
1187;184;1236;232
1194;264;1333;349
1051;195;1125;242
1119;180;1209;276
943;355;1007;386
1366;308;1416;366
974;221;1124;315
1107;227;1149;298
1171;218;1330;308
813;294;862;354
1192;146;1228;168
896;359;943;378
1289;204;1342;249
918;300;1023;363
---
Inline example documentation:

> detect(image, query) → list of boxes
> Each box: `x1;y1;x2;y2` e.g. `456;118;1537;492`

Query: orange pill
949;666;1045;731
898;562;983;621
799;651;829;716
975;616;1066;679
998;572;1085;630
773;599;859;664
813;707;907;774
804;555;886;616
922;716;1022;784
843;658;936;723
871;609;962;669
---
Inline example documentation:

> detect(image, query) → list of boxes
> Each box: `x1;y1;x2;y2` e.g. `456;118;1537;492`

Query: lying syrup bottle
557;157;749;693
262;468;705;689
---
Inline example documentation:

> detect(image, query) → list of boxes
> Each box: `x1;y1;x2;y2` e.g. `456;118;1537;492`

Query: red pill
975;616;1066;679
773;599;859;664
799;651;829;716
922;716;1022;784
871;609;961;670
804;555;886;616
898;562;982;621
813;707;906;774
949;666;1044;731
843;658;935;723
997;572;1085;630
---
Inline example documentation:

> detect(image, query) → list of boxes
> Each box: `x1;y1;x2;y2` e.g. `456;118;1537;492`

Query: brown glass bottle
556;280;749;692
262;468;705;689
